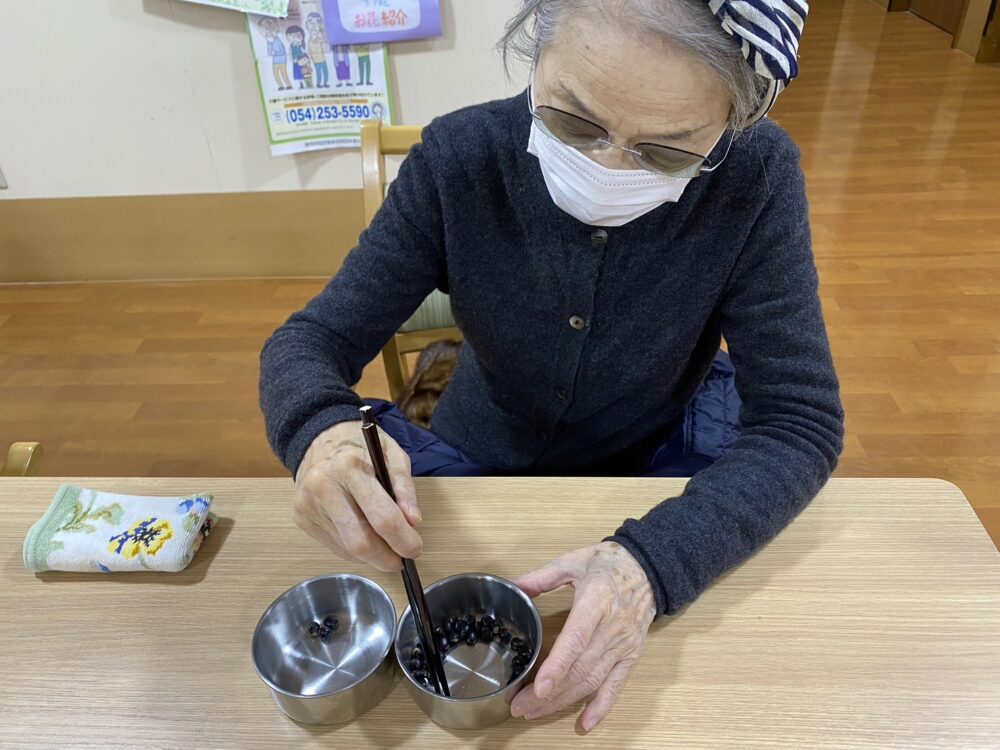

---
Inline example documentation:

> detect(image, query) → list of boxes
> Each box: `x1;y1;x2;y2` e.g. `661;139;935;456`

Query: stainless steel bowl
395;573;543;729
252;574;397;724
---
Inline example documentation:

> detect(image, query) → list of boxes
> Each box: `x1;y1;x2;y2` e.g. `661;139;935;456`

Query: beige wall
956;0;995;57
0;0;527;200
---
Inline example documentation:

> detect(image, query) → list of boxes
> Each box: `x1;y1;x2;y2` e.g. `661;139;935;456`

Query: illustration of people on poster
247;0;394;156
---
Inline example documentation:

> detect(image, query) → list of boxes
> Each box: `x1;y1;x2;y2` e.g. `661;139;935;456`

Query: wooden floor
1;1;998;546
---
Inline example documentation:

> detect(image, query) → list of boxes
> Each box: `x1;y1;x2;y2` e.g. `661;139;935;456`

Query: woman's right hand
293;419;423;571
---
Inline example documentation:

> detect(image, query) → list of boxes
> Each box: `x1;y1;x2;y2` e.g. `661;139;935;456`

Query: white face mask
527;120;693;227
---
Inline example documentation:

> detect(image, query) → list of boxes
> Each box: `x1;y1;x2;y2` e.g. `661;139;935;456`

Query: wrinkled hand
293;420;422;572
511;541;656;732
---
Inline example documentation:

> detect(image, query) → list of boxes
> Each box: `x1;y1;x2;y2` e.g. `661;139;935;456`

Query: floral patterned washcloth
23;485;216;573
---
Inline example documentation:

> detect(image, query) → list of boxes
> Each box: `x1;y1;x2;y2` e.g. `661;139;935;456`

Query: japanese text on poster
321;0;442;45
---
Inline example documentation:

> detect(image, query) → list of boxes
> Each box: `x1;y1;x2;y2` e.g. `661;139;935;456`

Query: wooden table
2;477;998;749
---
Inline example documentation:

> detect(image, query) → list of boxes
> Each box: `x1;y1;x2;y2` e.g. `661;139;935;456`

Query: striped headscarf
708;0;808;118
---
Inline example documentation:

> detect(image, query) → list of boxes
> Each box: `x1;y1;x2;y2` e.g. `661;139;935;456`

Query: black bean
319;626;332;638
465;614;478;627
510;637;524;650
480;615;494;629
411;646;424;661
308;622;321;636
465;631;478;646
433;625;446;638
448;631;461;645
323;616;339;630
408;658;423;672
499;629;512;644
458;623;470;638
513;655;526;668
437;635;450;651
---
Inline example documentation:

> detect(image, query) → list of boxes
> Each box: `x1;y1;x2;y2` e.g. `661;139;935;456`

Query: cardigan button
569;315;587;330
590;229;609;245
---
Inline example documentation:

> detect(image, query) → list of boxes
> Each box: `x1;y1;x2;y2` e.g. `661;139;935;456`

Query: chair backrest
1;442;43;477
360;121;422;224
360;120;461;401
361;120;457;341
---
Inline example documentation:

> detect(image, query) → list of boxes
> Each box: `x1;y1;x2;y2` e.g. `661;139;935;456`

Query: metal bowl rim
395;572;543;703
251;573;397;699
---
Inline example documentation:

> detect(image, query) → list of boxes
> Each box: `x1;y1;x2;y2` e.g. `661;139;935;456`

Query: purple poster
321;0;442;45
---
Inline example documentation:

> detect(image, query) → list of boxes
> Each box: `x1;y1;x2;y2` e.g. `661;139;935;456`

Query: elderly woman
260;0;840;732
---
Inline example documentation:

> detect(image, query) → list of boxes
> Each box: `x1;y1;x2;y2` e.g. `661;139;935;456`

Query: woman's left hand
510;541;657;732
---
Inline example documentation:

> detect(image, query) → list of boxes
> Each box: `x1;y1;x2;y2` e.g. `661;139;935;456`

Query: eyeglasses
528;87;733;178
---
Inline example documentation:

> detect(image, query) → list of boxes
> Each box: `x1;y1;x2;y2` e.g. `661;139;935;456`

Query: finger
579;659;634;733
293;505;361;564
383;439;421;526
513;549;586;598
514;652;618;721
525;623;622;706
320;484;404;572
343;460;423;560
299;453;411;569
510;621;619;716
292;484;341;551
532;587;605;699
295;486;368;565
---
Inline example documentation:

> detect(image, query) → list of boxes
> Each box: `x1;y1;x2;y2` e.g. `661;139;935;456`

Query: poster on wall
321;0;442;44
247;0;394;156
181;0;290;17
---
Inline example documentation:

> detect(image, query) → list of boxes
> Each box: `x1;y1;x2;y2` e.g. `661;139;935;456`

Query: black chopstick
359;405;450;697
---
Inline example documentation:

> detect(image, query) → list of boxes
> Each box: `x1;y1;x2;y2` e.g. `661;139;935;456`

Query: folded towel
24;485;216;573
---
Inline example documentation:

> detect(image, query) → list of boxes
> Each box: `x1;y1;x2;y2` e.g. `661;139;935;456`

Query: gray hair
499;0;768;130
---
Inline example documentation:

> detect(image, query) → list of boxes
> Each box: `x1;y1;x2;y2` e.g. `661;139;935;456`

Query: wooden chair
360;119;462;402
1;442;43;477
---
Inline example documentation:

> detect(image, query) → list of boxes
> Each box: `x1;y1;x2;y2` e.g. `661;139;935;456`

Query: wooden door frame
886;0;999;63
956;0;999;60
973;0;999;60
